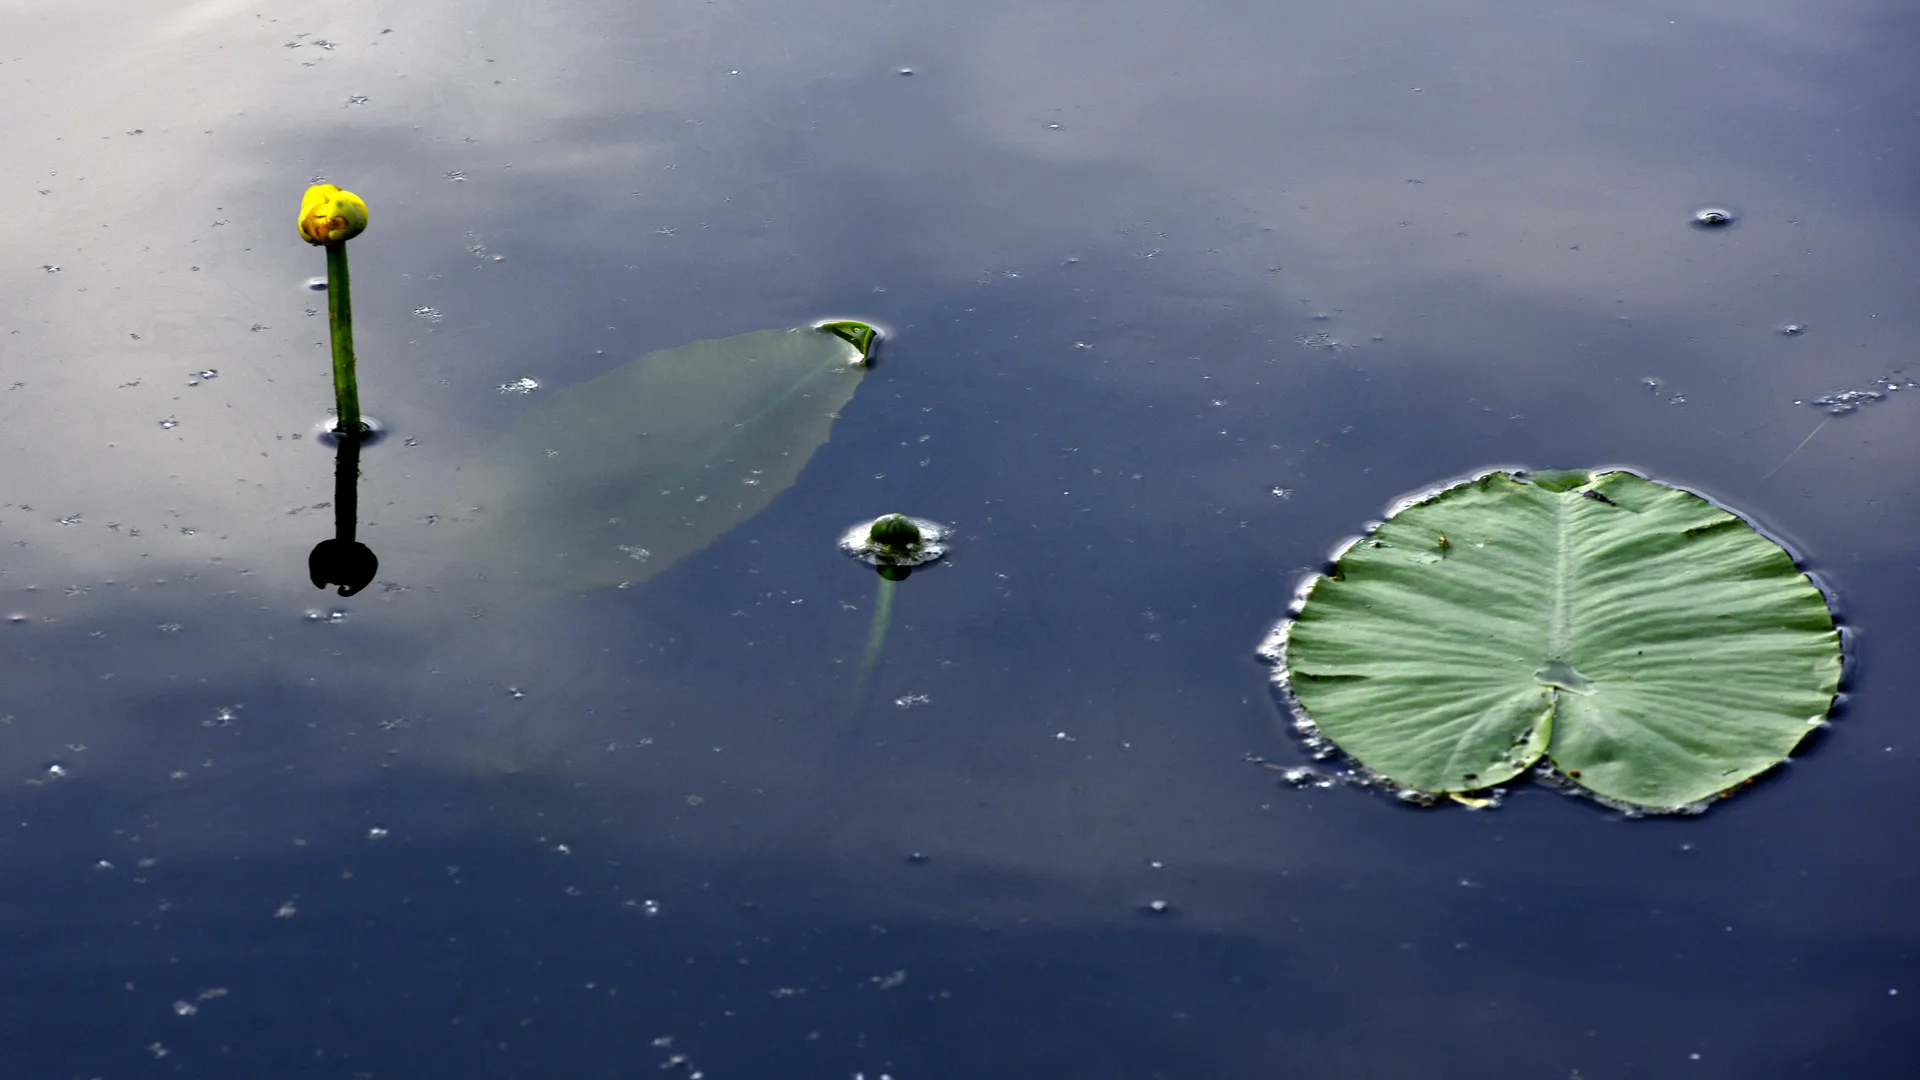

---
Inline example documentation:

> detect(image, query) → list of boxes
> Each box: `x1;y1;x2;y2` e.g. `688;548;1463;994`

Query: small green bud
868;513;921;551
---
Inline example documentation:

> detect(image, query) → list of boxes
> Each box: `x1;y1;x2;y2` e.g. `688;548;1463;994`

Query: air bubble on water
367;826;389;840
898;67;914;76
273;900;298;918
346;94;369;106
305;277;328;291
445;170;468;182
1143;899;1171;915
1270;486;1293;499
894;693;931;709
7;613;27;624
172;1000;198;1017
498;377;540;394
1667;394;1687;405
204;706;239;728
1641;377;1661;393
414;306;442;321
159;416;179;429
904;851;930;864
1779;323;1807;336
507;686;527;699
624;897;663;917
1691;207;1735;228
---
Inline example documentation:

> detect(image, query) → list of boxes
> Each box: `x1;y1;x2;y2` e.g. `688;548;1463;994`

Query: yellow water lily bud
298;183;369;245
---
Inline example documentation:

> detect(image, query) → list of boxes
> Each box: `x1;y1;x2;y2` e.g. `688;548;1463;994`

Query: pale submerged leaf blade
449;327;867;590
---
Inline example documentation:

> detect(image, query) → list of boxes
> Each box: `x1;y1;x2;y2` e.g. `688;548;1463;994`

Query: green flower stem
325;240;362;438
848;574;897;712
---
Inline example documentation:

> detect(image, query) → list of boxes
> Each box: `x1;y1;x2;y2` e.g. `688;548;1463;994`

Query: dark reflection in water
307;434;379;597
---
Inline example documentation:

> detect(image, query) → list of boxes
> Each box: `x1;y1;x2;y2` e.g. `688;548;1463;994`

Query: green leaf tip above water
816;319;879;361
1263;469;1843;811
448;324;873;591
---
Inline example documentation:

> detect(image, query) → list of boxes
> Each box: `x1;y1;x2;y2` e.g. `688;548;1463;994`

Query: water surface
3;1;1916;1076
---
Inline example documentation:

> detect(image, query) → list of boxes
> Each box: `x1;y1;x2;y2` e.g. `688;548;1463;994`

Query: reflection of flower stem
326;240;362;437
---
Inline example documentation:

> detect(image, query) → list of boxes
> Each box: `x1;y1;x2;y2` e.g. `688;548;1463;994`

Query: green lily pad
1263;469;1842;811
448;323;873;590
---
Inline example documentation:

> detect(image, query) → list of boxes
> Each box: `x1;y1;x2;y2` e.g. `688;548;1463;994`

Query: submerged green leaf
449;325;870;590
1268;469;1842;811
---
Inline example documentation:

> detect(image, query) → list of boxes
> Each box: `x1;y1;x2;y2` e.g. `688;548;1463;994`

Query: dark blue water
3;1;1917;1076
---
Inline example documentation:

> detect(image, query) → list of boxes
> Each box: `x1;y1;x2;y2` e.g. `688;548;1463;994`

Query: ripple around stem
314;414;390;447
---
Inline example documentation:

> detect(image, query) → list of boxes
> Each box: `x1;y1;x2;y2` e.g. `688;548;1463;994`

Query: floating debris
1297;331;1348;352
1796;370;1913;415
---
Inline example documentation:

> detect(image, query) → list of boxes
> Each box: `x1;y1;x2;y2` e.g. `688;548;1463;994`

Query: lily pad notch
1259;468;1844;813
